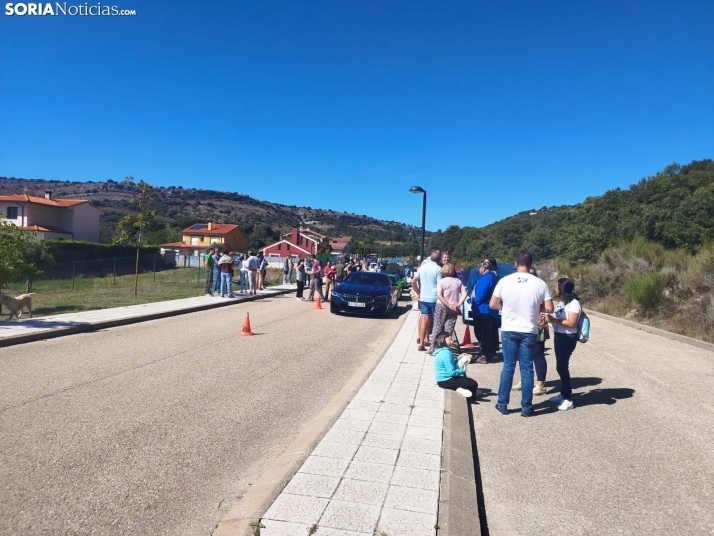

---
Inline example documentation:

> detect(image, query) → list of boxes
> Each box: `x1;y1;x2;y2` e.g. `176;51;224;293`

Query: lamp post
409;186;426;263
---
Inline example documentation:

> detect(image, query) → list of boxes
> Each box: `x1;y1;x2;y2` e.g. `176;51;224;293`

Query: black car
330;272;398;317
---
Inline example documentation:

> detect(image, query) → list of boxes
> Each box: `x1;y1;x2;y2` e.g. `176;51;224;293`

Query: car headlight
374;294;390;301
331;292;342;299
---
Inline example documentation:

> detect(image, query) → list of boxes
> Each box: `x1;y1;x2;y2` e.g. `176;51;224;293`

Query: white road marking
642;372;666;386
699;403;714;414
605;352;624;363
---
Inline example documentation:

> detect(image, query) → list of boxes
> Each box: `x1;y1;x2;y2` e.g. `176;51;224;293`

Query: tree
112;177;162;297
19;239;54;293
0;216;29;314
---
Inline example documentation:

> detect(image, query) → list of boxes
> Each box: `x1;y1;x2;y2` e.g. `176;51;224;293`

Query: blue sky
1;0;712;232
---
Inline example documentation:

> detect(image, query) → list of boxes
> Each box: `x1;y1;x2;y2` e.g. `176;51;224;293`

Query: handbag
461;296;474;323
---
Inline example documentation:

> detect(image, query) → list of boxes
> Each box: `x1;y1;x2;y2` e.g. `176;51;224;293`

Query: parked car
386;272;405;300
330;272;398;317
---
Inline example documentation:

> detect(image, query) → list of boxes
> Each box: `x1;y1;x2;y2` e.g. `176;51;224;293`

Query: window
199;236;205;242
191;236;198;245
287;244;291;250
210;237;218;243
278;244;282;251
7;207;18;219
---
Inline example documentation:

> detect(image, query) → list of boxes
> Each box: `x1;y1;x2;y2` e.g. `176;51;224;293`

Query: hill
0;177;422;250
429;159;714;265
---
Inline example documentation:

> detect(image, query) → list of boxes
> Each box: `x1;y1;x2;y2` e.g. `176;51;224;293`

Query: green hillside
430;159;714;265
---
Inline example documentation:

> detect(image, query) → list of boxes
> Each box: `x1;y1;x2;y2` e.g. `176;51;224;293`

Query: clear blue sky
1;0;712;232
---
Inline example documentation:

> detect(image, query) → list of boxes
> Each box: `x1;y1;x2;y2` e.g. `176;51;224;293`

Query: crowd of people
203;248;270;298
414;247;583;415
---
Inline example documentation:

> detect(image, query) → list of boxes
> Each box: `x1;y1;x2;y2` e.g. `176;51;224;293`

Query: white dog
0;293;35;320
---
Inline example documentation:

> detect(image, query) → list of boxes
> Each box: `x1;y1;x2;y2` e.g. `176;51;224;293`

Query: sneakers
557;400;574;411
521;410;533;417
296;297;302;301
533;385;548;396
426;348;434;355
495;404;508;416
471;355;488;364
549;394;565;404
205;293;213;297
512;382;522;391
228;293;236;298
456;388;472;398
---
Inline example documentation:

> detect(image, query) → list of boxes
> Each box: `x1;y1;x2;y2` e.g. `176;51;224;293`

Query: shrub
625;273;666;313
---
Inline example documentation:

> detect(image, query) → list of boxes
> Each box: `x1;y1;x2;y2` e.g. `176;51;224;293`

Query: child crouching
433;332;481;402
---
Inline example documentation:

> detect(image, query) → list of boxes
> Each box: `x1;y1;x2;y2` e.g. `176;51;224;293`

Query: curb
0;288;294;348
586;309;714;352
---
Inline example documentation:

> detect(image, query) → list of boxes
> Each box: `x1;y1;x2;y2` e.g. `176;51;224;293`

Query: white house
0;190;101;242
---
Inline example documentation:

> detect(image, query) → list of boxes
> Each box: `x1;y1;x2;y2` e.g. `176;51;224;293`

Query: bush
625;273;666;313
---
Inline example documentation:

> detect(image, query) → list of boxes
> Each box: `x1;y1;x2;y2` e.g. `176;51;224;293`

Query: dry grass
538;242;714;343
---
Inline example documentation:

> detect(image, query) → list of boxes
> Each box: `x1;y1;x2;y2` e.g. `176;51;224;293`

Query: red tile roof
0;194;88;207
22;225;73;234
181;223;240;235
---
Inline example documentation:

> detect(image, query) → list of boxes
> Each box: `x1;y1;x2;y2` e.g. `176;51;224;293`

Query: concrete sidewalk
246;310;450;536
0;285;295;347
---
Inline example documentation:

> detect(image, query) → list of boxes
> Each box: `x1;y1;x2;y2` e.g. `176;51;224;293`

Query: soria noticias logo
5;2;136;16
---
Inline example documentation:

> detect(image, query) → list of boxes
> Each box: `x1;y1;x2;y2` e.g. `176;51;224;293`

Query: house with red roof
160;222;248;257
0;190;101;241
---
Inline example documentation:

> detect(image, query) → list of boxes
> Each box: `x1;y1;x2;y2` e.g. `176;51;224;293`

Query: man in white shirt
489;250;554;417
413;247;442;352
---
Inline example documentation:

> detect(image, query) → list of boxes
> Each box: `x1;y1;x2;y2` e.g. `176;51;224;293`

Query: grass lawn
2;268;284;318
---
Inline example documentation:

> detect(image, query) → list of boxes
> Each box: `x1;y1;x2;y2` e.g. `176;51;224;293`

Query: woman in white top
428;263;467;354
543;278;581;411
239;253;249;293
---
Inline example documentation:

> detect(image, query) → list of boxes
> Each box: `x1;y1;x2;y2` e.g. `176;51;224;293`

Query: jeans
287;269;293;284
212;267;220;292
240;271;248;292
554;332;577;401
533;341;547;382
307;277;324;301
497;331;538;413
220;272;232;296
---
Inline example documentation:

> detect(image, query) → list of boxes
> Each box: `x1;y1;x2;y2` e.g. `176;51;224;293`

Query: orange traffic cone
239;312;254;336
315;297;323;310
461;326;475;348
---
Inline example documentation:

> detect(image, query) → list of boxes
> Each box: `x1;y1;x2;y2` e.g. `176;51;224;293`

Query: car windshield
345;272;391;286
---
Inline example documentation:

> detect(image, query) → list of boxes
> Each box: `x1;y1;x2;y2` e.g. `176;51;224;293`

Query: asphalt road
470;314;714;535
0;295;411;536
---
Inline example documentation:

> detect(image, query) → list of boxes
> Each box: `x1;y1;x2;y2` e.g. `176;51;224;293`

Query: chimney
208;222;212;231
45;189;52;200
291;226;298;245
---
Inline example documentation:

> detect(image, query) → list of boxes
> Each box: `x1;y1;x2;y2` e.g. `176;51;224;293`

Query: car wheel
330;304;339;314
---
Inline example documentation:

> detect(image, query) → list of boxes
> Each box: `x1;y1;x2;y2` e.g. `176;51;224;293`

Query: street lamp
409;186;426;263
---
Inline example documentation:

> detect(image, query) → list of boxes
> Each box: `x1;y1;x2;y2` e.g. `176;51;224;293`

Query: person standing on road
239;253;249;293
489;250;553;417
429;263;466;354
413;247;442;352
305;257;313;286
257;252;268;290
287;256;294;285
472;259;499;364
542;278;582;411
283;256;291;285
323;261;336;301
204;248;216;297
307;255;324;302
295;258;306;300
335;258;345;283
212;248;221;294
218;250;236;298
247;250;259;295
